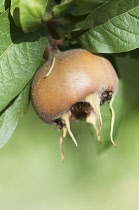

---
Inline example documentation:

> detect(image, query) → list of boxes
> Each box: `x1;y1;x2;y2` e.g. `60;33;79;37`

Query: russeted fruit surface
31;49;119;162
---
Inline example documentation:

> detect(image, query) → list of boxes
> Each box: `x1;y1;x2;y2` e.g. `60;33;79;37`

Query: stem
43;24;63;60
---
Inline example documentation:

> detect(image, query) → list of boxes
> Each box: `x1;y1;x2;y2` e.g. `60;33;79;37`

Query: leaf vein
101;26;132;44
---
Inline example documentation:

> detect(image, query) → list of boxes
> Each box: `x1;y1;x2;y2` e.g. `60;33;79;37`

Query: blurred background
0;53;139;210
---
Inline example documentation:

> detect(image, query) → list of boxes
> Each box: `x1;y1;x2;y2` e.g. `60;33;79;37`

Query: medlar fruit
31;49;118;161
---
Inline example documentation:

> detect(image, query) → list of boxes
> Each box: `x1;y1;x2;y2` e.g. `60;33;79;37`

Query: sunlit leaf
52;0;74;16
10;0;20;26
11;0;19;16
20;0;48;32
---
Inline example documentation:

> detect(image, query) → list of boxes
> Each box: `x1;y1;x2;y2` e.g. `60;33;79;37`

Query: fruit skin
31;49;118;124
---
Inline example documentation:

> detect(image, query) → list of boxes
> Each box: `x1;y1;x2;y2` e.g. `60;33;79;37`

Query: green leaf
11;0;19;15
69;0;106;16
69;0;139;53
0;83;30;148
20;0;48;32
0;0;11;12
0;0;5;12
52;0;74;17
0;10;46;112
10;0;20;26
90;81;123;151
46;0;57;11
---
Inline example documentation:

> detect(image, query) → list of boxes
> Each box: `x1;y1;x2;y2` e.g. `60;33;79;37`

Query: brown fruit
31;49;119;161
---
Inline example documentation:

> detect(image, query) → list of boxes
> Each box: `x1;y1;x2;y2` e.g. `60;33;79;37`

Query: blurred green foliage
0;0;139;209
0;55;139;210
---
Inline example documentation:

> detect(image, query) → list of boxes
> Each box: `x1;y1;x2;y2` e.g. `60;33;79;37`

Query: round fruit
31;49;119;161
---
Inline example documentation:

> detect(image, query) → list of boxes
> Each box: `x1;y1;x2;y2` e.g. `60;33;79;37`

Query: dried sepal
61;112;78;148
109;94;117;147
59;127;67;162
86;110;100;141
86;93;102;136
